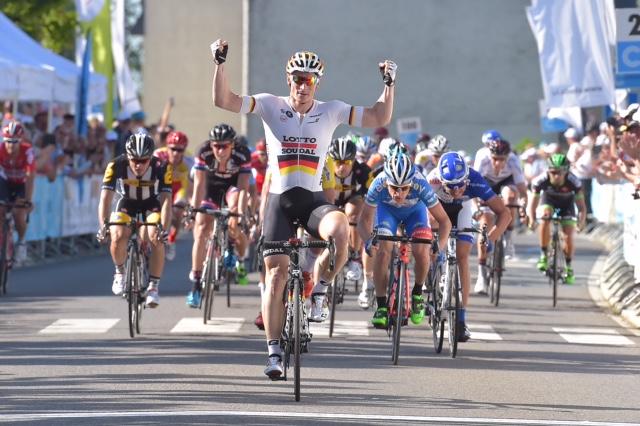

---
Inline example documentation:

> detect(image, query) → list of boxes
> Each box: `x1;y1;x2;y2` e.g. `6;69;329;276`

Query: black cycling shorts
0;178;26;203
115;196;162;217
540;193;576;218
488;175;515;195
262;187;339;257
206;176;237;208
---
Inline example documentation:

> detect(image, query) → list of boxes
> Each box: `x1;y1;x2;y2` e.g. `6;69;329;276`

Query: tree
0;0;77;59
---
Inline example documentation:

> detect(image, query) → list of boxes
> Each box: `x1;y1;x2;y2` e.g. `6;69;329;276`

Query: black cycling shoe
457;322;471;343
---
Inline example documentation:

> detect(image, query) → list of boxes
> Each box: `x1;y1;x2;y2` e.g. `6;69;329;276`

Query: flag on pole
76;30;92;137
89;0;114;126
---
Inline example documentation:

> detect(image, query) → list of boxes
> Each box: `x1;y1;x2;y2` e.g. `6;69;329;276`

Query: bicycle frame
0;202;23;295
263;234;335;402
544;208;572;307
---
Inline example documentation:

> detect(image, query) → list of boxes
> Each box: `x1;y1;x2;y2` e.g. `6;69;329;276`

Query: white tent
0;12;107;104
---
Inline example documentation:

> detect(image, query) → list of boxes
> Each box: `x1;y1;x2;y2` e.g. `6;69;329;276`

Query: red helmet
166;131;188;148
2;121;24;142
374;127;389;138
255;139;266;153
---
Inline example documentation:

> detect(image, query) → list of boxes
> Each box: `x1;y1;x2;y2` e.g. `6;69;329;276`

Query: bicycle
328;262;347;338
370;226;431;365
263;229;335;402
542;208;575;307
190;206;243;323
105;212;163;338
0;200;30;296
484;203;522;307
428;226;485;358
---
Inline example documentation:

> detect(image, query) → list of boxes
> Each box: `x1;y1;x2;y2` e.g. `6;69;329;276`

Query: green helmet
548;153;569;170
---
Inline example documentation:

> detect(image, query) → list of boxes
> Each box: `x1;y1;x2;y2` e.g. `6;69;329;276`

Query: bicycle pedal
271;376;287;382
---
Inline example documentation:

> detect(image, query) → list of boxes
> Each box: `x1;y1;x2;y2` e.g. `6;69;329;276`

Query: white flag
111;0;141;114
75;0;104;22
527;0;615;108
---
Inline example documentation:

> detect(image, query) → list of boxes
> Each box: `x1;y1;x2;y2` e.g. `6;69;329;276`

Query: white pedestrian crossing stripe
470;324;502;341
553;327;635;346
170;317;244;334
310;320;370;337
39;319;120;334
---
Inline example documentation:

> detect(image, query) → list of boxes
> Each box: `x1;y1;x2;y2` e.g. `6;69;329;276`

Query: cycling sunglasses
445;180;467;190
130;157;151;165
291;74;318;86
169;147;185;153
212;143;232;150
335;159;353;166
388;183;411;192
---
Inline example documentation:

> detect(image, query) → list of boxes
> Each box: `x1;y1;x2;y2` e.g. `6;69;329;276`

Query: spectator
373;126;389;147
54;113;79;153
131;110;146;134
32;111;48;147
567;124;598;220
113;111;132;158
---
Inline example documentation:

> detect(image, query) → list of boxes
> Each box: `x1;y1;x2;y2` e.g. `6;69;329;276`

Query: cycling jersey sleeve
194;142;209;172
322;157;336;190
235;144;253;174
467;169;496;201
531;174;549;194
567;172;583;191
415;175;439;208
364;175;385;206
102;160;117;191
326;100;364;127
159;162;173;193
240;93;275;116
507;153;526;185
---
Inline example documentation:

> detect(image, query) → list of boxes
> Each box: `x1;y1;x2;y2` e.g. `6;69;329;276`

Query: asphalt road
1;233;639;425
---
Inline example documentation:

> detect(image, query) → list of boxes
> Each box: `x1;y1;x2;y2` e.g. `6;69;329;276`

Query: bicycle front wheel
429;265;444;353
391;262;405;365
446;263;460;358
491;238;504;307
293;277;302;401
125;251;137;338
0;223;9;296
329;272;342;338
551;232;559;307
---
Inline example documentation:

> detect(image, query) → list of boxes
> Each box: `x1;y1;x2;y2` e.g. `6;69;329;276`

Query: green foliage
515;137;536;154
1;0;77;58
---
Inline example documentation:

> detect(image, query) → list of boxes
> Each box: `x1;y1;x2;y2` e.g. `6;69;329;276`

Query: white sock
312;279;329;295
258;282;265;299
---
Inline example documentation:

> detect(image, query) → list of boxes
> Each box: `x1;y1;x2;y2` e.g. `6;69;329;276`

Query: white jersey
473;147;525;186
240;93;363;194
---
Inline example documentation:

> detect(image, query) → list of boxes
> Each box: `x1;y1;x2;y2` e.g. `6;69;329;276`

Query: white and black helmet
285;51;324;77
384;151;415;186
427;134;449;155
125;132;155;159
329;136;357;161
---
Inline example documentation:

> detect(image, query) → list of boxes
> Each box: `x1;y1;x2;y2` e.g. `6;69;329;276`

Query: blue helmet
481;129;502;146
384;151;415;186
356;135;376;157
438;152;469;188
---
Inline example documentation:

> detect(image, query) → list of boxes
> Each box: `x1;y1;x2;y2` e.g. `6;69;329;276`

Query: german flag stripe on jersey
248;96;256;113
349;106;357;126
281;142;317;149
278;154;319;176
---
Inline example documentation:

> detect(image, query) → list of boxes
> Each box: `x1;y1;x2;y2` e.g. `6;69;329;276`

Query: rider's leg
474;210;493;293
562;223;576;283
226;189;248;258
373;240;393;305
263;254;289;357
457;240;473;307
502;186;518;257
314;210;350;284
345;198;364;281
190;212;214;295
109;224;131;295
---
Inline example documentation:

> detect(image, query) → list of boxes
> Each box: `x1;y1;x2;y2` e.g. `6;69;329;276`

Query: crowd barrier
590;179;640;327
26;174;101;242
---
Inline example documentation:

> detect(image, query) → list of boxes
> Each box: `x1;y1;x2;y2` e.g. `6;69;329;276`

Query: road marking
310;320;370;337
170;317;244;334
470;324;502;341
38;319;119;334
0;410;637;425
553;327;635;346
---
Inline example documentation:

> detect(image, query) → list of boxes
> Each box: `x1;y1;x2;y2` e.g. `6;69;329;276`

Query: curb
588;225;640;329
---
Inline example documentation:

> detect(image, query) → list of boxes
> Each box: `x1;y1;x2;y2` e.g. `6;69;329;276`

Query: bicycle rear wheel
135;253;146;335
293;277;302;401
391;263;405;365
491;238;504;307
446;263;460;358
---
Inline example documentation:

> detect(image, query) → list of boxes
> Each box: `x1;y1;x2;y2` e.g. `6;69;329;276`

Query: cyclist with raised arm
97;133;172;308
528;154;586;284
186;123;251;307
153;131;191;261
0;121;35;264
473;138;527;294
211;38;396;378
427;152;510;341
358;152;451;328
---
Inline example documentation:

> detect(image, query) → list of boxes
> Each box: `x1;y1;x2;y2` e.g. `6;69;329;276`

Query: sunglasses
169;147;185;153
491;156;507;161
388;183;411;192
335;159;353;166
291;74;318;86
3;138;19;144
212;143;232;150
548;169;565;175
130;158;150;165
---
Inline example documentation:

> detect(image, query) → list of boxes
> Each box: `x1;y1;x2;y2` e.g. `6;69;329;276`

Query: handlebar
189;206;243;219
263;236;336;271
0;200;31;209
370;229;432;245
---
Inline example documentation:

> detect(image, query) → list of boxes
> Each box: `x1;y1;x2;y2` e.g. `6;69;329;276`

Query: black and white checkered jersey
102;154;172;200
